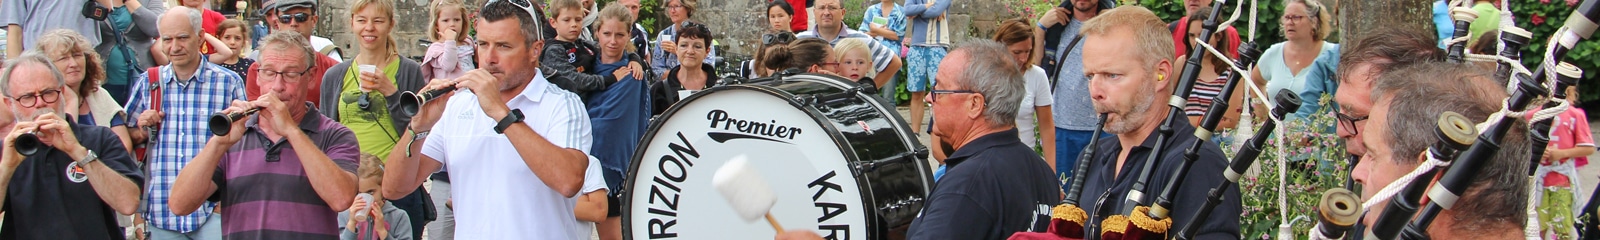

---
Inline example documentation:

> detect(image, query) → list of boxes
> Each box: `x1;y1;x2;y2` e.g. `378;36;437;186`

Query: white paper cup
358;65;377;93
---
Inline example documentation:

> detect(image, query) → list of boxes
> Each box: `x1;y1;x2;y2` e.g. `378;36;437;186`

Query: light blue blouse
1259;42;1339;119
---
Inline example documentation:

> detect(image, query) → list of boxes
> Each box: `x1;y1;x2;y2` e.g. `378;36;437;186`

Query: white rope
1359;151;1454;210
1525;176;1543;239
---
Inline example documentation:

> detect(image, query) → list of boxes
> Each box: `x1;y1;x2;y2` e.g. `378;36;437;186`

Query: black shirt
649;64;717;116
1078;117;1240;239
2;119;143;240
908;129;1059;240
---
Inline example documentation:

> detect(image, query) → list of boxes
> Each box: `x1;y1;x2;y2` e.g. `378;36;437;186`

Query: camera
82;0;109;21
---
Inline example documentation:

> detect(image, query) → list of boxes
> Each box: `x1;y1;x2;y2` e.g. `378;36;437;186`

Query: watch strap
493;109;525;134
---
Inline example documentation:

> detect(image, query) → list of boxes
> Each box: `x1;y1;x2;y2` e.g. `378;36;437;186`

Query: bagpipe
1342;0;1600;239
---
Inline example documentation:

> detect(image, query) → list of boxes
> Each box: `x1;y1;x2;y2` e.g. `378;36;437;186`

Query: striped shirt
1185;76;1227;116
215;105;360;240
124;62;247;233
798;28;899;73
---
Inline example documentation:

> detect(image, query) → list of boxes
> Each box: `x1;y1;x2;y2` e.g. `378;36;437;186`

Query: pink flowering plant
1225;94;1350;239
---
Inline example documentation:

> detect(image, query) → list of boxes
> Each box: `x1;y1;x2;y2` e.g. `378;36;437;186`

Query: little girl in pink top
423;0;476;81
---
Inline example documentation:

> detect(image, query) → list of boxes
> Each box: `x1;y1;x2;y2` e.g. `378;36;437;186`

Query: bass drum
624;73;932;240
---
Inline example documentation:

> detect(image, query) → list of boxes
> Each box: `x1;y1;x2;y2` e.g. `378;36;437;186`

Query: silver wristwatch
76;149;100;166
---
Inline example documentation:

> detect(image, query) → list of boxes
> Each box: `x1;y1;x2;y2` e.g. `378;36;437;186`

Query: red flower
1570;0;1580;6
1542;0;1551;4
1533;14;1546;25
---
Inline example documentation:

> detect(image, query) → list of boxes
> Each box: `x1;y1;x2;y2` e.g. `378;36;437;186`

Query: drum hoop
623;73;887;239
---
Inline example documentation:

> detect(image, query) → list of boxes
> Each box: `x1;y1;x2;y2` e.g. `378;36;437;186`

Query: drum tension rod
852;148;929;175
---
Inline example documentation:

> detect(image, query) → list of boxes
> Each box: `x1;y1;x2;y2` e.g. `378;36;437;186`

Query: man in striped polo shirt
166;31;360;240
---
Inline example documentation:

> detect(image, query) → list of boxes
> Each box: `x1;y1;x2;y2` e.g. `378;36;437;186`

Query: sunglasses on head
486;0;544;31
278;12;310;23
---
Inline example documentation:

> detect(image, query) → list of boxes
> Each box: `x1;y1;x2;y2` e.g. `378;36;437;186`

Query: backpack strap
146;67;161;111
1049;35;1083;92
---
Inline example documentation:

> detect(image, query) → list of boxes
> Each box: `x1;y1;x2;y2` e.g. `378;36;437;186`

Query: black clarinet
1065;114;1109;207
1312;188;1362;240
1366;112;1477;240
1395;1;1600;237
398;86;458;116
1117;0;1229;216
1172;89;1301;240
1149;40;1263;220
1446;7;1478;63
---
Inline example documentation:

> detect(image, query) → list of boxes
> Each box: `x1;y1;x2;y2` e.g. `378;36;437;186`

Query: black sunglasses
762;32;795;46
278;12;310;23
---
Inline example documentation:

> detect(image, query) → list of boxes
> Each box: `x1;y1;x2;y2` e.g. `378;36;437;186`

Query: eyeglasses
667;4;683;9
1335;109;1368;135
817;5;842;11
928;89;977;103
762;32;795;45
1282;15;1307;22
682;22;708;33
278;12;310;23
11;88;62;108
255;65;315;82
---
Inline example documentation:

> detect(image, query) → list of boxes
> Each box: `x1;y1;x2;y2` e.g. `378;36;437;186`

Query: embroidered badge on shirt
66;162;89;183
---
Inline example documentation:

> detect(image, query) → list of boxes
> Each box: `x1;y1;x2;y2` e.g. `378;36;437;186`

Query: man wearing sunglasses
124;7;248;240
382;1;595;239
0;51;144;240
243;0;343;108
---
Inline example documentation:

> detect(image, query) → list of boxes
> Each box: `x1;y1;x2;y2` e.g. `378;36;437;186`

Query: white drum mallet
712;155;784;232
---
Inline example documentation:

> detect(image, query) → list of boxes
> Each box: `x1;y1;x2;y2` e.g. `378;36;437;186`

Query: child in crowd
211;19;255;78
741;31;796;79
423;0;476;81
574;157;609;240
1532;85;1593;239
832;38;877;87
545;0;623;95
339;154;414;240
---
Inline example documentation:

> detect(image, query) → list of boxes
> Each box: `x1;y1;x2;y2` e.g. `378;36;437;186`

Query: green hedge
1511;0;1600;103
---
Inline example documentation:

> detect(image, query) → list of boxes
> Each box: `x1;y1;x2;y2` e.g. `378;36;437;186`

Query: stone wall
312;0;1023;63
315;0;443;60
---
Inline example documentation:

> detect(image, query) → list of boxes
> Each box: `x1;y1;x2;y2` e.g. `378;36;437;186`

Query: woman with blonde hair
317;0;430;239
34;29;134;152
1250;0;1337;120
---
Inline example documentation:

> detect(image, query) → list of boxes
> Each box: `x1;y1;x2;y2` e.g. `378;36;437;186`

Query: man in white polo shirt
380;1;593;239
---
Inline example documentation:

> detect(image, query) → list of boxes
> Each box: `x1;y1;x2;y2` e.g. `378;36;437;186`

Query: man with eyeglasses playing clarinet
0;51;143;240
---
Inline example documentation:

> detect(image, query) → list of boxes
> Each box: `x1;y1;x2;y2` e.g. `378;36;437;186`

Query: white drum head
627;87;870;240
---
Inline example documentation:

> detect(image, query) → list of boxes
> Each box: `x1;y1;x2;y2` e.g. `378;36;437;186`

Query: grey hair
1370;62;1529;233
257;31;318;70
950;40;1024;127
169;6;205;34
0;51;67;98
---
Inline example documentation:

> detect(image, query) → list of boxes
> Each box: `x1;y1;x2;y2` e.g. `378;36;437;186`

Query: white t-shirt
1016;66;1053;148
422;70;594;240
574;156;608;236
